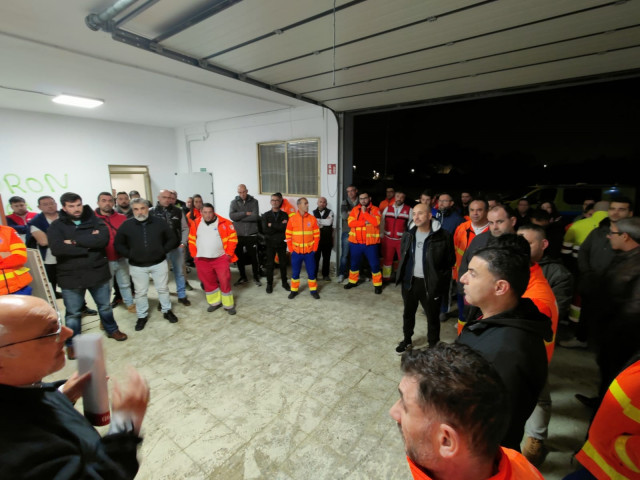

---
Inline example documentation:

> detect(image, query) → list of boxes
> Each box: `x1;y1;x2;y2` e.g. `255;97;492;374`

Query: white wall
175;105;339;218
0;108;177;213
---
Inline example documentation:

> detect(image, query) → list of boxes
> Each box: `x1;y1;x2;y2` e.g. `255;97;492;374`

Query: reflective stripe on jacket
286;212;319;254
382;204;411;240
188;215;238;262
348;204;381;245
0;226;32;295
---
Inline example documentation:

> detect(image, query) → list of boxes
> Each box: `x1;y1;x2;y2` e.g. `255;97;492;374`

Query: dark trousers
315;229;332;277
235;235;260;280
44;264;58;292
401;277;440;346
265;243;288;285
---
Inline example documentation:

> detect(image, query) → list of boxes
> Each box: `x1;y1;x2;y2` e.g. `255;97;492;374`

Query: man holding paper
0;295;150;479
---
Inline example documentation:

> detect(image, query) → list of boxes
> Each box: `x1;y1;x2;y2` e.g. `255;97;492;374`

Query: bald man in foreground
0;295;150;479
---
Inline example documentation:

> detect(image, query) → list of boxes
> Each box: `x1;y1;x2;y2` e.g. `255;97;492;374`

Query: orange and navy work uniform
347;204;382;286
0;225;33;295
286;211;320;292
575;359;640;479
452;220;489;281
407;447;544;479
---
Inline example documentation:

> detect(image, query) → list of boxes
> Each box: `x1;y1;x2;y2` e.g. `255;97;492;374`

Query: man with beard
390;343;543;480
114;198;179;331
48;192;128;359
114;191;133;218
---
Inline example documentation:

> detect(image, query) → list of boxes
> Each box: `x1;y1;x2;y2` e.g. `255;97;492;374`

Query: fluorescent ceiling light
52;94;104;109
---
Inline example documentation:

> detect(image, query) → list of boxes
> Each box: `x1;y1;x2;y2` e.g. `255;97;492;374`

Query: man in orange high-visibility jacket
285;198;320;299
570;356;640;480
0;225;33;295
391;343;544;480
188;203;238;314
344;191;383;294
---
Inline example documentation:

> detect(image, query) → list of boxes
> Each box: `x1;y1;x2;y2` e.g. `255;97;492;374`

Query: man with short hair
261;193;290;293
390;343;544;480
114;198;180;331
433;192;463;235
312;196;334;281
0;295;149;479
48;192;128;358
460;191;473;218
188;203;238;314
229;184;262;286
379;186;395;212
515;198;531;230
338;184;359;282
114;191;133;218
28;195;60;295
6;195;37;241
457;244;553;450
286;198;320;299
150;189;190;306
395;203;455;354
344;191;383;294
94;192;135;314
381;189;412;283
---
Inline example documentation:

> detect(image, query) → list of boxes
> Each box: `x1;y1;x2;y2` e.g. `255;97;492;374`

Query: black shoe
322;276;331;281
288;291;298;299
234;277;248;286
135;317;148;331
110;298;123;308
254;278;262;286
207;304;222;313
575;393;598;409
178;297;191;306
163;310;178;323
344;282;358;290
374;286;382;294
185;282;194;291
81;307;98;317
157;304;161;311
395;340;412;355
227;307;237;315
266;284;273;294
439;312;448;323
282;282;290;291
311;291;320;299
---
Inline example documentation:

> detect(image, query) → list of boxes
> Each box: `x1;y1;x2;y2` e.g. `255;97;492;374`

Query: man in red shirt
6;195;37;242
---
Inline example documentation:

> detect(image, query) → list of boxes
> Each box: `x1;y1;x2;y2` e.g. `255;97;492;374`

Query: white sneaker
336;275;345;283
558;337;588;349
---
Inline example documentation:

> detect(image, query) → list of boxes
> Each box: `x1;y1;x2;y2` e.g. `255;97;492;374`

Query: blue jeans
62;281;119;345
109;258;133;307
338;231;351;276
166;247;186;299
130;261;172;318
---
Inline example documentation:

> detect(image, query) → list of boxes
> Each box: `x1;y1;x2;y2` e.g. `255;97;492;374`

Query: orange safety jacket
379;198;392;212
524;263;559;363
576;359;640;480
286;212;319;254
406;447;544;479
187;215;238;262
348;204;381;245
0;226;33;295
453;220;489;280
186;208;202;228
280;198;297;218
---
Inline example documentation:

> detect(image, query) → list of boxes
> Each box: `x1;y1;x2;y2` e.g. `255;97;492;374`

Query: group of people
2;184;638;480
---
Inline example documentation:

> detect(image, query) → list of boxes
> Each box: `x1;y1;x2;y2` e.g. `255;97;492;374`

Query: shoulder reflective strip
8;249;28;258
615;435;640;473
610;379;640;423
581;440;631;480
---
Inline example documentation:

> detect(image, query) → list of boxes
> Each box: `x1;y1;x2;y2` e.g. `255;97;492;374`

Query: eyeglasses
0;313;62;348
607;230;625;236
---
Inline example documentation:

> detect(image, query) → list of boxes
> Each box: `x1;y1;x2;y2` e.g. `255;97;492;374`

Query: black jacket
149;203;187;246
0;382;141;480
396;221;455;297
114;215;178;267
261;209;289;246
457;298;553;450
47;205;111;289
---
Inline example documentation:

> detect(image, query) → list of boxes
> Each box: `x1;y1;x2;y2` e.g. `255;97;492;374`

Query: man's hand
267;223;272;227
92;230;99;235
111;368;150;435
61;371;92;403
282;219;288;224
63;239;74;245
246;212;252;216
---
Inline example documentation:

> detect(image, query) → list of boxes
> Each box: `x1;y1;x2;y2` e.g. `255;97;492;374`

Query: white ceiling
1;0;639;128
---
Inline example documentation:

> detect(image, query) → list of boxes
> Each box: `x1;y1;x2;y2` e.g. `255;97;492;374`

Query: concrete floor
48;267;599;479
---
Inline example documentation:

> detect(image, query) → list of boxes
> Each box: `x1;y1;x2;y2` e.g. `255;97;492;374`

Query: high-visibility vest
524;263;559;363
453;220;489;280
0;226;33;295
348;204;381;245
187;215;238;262
285;212;319;254
186;208;201;228
382;204;411;240
562;210;608;258
576;359;640;480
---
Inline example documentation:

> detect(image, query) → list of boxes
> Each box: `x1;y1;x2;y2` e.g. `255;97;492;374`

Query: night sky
353;76;640;201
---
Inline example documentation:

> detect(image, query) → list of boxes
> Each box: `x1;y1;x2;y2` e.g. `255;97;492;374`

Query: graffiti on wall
2;173;69;211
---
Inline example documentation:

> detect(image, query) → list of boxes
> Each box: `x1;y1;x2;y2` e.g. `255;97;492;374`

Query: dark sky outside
352;76;640;201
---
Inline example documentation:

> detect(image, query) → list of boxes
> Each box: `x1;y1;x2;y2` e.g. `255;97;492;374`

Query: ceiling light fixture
52;94;104;109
